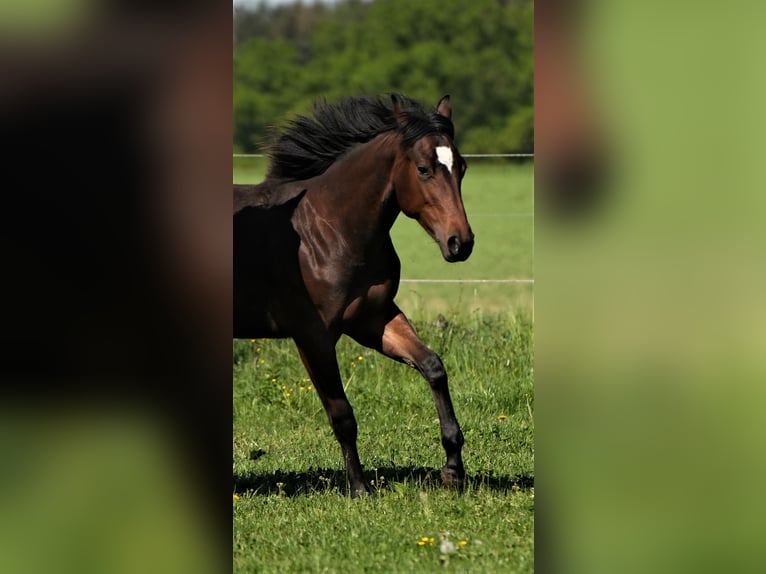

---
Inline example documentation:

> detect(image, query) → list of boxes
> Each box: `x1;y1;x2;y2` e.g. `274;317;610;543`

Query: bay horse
234;94;474;496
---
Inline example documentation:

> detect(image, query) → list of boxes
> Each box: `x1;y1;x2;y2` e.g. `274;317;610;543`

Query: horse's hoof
350;482;375;498
440;467;465;490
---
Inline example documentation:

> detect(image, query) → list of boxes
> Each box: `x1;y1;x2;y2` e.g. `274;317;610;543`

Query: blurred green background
537;3;766;574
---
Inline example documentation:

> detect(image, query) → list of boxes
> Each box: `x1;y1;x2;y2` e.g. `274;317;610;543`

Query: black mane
265;94;454;182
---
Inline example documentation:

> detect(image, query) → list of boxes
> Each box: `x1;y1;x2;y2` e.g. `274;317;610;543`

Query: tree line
234;0;533;155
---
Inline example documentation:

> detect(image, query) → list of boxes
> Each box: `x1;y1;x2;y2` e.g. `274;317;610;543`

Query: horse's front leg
294;335;371;497
349;305;465;488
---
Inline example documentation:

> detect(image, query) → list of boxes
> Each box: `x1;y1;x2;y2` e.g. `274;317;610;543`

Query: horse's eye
417;165;430;176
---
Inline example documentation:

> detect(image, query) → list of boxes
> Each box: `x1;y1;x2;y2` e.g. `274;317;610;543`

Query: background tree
233;0;533;154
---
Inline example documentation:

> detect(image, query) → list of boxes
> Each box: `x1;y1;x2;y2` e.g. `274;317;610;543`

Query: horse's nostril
447;236;461;256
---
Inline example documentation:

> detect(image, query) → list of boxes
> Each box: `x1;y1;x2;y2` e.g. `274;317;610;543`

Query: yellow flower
256;347;261;352
458;540;468;547
300;386;305;391
498;415;508;421
233;494;240;500
357;355;364;361
307;386;313;391
285;392;291;398
418;536;432;546
259;359;265;365
281;385;286;390
250;339;256;343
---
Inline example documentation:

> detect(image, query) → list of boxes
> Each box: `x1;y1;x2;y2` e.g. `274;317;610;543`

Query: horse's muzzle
445;233;474;262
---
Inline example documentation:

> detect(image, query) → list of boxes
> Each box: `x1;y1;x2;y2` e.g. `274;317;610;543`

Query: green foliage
233;0;533;154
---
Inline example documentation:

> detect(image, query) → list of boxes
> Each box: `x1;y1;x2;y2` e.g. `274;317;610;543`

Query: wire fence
234;152;534;285
234;153;534;159
400;279;534;284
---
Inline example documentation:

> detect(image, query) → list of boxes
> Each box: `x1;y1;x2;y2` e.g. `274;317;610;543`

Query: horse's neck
313;135;401;237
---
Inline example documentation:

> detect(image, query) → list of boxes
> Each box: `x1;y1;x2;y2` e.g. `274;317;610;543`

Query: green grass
234;313;533;573
233;157;533;572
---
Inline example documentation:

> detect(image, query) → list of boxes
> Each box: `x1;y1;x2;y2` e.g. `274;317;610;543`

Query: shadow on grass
233;465;533;497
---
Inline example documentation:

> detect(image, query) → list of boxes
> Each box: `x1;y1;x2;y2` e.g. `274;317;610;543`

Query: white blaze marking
435;146;454;174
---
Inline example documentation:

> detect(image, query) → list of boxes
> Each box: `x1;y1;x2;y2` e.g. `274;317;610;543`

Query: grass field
233;158;534;572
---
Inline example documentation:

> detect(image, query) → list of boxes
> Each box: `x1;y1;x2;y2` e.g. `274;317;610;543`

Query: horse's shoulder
234;180;307;214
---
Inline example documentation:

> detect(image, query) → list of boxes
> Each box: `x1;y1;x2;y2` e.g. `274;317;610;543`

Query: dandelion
233;494;240;500
256;347;261;353
259;359;266;365
357;355;364;361
498;415;508;421
458;540;468;547
417;536;434;547
307;386;313;391
250;339;256;344
281;385;286;390
300;386;305;391
285;392;291;398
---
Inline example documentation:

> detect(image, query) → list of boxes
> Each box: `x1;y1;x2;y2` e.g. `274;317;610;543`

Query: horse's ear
391;94;408;128
436;94;452;120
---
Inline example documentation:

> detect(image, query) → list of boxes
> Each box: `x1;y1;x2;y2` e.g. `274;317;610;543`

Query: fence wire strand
234;153;534;286
400;279;533;284
234;153;534;159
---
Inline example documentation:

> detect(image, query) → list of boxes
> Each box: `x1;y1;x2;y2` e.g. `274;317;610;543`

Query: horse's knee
443;427;464;450
328;404;358;442
419;351;447;387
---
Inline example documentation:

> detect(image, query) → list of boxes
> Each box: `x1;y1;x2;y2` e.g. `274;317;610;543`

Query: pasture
233;159;534;572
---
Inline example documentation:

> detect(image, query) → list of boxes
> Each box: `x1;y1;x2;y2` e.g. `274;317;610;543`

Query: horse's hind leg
294;338;371;497
348;306;465;488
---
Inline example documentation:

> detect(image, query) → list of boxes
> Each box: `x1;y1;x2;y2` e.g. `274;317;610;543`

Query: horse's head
391;95;474;262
